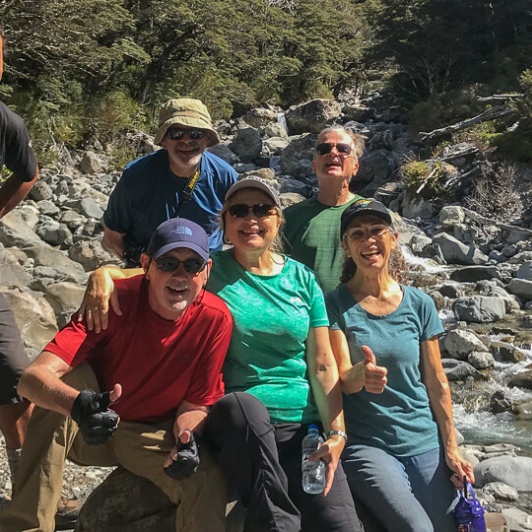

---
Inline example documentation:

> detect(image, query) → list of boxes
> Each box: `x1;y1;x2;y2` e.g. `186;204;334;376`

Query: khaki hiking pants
0;363;226;532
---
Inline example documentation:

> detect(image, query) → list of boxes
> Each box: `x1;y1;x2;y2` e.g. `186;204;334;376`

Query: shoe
55;496;82;531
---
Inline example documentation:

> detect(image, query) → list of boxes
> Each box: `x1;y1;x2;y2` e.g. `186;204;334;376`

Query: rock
242;107;278;128
443;329;487;359
453;296;506;323
44;282;86;328
508;370;532;391
516;261;532;280
432;232;489;265
482;482;519;502
476;281;521;313
488;341;527;363
441;359;484;381
409;233;432;254
501;507;532;532
285;99;342;135
35;219;73;247
77;467;245;532
489;391;514;414
0;211;43;248
439;205;466;226
449;266;501;283
507;278;532;301
80;151;103;174
264;123;288;138
514;401;532;420
354;150;396;197
77;198;104;219
68;239;121;272
76;467;175;532
439;282;463;299
28;180;53;201
239;168;276;181
401;197;434;220
279;135;316;178
468;351;495;369
0;250;32;287
342;105;376;122
2;286;58;360
207;145;240;165
263;137;290;156
475;456;532;491
22;246;85;273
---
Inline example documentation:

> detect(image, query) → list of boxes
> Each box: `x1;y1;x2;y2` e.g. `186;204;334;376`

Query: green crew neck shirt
283;195;363;292
207;250;328;423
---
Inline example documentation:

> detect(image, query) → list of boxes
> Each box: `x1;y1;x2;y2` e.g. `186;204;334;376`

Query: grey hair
315;126;366;160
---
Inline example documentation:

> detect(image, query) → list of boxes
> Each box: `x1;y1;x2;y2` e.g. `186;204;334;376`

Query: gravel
0;435;115;531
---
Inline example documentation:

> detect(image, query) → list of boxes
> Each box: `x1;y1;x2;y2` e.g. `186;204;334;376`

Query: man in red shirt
0;218;233;532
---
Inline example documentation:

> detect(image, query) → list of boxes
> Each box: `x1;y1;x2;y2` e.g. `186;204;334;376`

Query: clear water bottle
301;424;326;495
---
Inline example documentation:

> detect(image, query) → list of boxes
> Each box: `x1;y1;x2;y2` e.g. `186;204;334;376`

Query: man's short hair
315;126;366;160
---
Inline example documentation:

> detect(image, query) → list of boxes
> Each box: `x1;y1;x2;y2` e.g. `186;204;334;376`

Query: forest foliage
1;0;531;160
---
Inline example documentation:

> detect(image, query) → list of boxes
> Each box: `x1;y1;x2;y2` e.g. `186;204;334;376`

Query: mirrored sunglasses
228;204;278;218
315;142;353;156
166;127;207;141
153;257;207;273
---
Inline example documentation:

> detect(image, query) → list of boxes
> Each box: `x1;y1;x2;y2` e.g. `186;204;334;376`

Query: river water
402;248;532;450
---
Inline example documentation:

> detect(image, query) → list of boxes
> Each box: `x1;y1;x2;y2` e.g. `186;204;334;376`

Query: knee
206;393;271;444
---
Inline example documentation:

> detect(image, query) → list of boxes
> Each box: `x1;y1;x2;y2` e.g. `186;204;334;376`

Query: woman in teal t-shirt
326;198;474;532
204;177;361;532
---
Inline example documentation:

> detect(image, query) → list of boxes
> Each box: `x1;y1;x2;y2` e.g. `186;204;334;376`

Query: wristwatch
328;429;348;442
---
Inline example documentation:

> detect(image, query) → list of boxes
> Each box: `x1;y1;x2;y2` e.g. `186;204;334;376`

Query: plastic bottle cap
308;424;319;432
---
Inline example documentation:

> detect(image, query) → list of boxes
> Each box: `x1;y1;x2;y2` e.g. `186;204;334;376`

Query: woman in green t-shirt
203;177;361;532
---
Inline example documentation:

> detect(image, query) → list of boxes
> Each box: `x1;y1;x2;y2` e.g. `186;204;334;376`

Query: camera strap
177;161;201;214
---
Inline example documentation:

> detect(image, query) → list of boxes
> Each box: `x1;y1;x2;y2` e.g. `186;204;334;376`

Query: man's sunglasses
315;142;353;156
153;257;207;274
166;127;207;141
228;204;278;218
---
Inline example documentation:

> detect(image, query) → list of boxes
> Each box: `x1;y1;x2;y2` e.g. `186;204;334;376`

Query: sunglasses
315;143;353;156
227;204;278;218
153;257;207;274
166;127;207;141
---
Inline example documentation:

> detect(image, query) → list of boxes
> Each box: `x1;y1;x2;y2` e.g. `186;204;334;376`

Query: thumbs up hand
361;345;387;394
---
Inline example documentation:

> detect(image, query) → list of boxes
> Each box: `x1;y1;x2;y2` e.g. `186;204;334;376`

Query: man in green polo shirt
284;126;365;291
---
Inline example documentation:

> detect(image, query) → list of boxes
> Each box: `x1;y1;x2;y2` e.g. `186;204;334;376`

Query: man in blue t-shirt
103;98;238;266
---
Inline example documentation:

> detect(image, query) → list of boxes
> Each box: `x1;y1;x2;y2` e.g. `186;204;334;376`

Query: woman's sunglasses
153;257;207;274
315;142;353;156
228;204;278;218
166;127;207;141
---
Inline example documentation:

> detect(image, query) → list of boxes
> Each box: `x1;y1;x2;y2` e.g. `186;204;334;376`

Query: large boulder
230;126;263;163
443;329;487;360
77;467;245;532
432;233;489;265
0;211;43;248
279;134;316;178
285;99;342;135
507;278;532;301
452;296;506;323
475;456;532;491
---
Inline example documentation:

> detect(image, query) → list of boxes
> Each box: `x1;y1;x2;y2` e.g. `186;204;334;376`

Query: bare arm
17;350;79;417
0;168;39;218
102;226;126;260
78;265;142;332
305;326;346;496
421;336;474;488
329;329;387;394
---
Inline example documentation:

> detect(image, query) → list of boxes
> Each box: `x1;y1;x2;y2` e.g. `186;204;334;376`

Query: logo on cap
173;226;193;236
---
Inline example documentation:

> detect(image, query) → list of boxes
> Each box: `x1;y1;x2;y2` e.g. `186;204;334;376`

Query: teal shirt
208;250;329;423
326;284;444;456
284;195;363;292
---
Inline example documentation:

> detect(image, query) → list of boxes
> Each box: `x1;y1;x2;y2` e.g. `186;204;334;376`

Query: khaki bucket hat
154;98;220;146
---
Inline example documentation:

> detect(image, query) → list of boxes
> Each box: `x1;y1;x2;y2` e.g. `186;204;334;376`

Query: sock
6;447;22;489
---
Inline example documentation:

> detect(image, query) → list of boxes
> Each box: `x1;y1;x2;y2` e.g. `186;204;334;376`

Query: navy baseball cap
146;218;209;261
341;199;393;236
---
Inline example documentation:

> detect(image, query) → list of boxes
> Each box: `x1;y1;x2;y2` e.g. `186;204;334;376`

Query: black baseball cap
341;199;393;236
